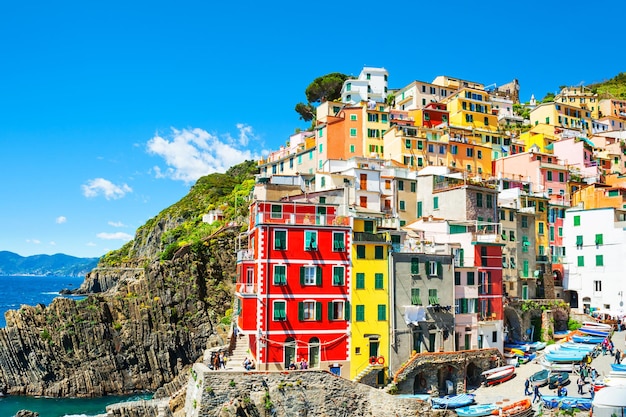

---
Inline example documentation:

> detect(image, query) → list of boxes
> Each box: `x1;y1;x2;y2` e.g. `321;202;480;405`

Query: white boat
480;364;516;377
582;321;612;330
604;376;626;387
538;357;574;372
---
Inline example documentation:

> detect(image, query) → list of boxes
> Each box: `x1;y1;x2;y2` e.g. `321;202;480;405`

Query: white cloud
97;232;133;241
82;178;132;200
49;241;56;246
56;216;67;224
108;221;126;228
86;242;97;247
26;239;41;245
147;125;263;183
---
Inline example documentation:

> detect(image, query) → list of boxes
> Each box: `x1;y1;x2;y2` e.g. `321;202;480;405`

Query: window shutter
459;249;464;266
316;302;322;321
298;302;304;320
316;267;322;285
344;301;350;321
300;267;305;285
327;302;333;321
437;262;443;277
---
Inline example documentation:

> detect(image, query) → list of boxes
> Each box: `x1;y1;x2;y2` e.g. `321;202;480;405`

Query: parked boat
431;393;475;409
548;372;570;389
579;327;610;337
480;365;516;378
491;399;532;417
604;376;626;387
582;321;612;330
560;342;597;352
529;369;550;386
572;334;605;344
485;366;516;385
545;352;588;363
455;403;499;417
541;396;592;411
538;357;575;372
553;330;570;340
611;363;626;372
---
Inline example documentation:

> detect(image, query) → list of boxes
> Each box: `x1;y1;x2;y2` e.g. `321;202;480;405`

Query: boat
431;393;475;409
541;396;592;411
491;399;532;417
579;327;610;337
531;341;547;351
480;365;516;378
572;334;605;344
611;363;626;372
560;342;597;352
553;330;570;340
582;321;612;330
544;351;588;363
529;369;550;386
455;403;499;417
485;366;516;385
547;371;570;389
538;357;575;372
604;376;626;387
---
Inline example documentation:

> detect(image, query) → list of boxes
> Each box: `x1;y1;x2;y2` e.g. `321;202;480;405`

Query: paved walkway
470;330;625;409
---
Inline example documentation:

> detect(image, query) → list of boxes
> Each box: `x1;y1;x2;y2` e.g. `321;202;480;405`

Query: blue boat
611;363;626;372
541;396;592;411
544;352;588;363
455;403;499;417
431;393;475;409
572;334;604;344
560;342;596;352
579;327;610;337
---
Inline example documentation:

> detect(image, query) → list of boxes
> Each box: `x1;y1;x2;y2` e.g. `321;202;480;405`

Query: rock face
0;228;237;398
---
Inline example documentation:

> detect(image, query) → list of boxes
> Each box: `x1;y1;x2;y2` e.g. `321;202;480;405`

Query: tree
541;92;555;103
295;72;350;122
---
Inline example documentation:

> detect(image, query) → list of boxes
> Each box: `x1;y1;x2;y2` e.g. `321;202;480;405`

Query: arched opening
308;337;320;368
413;371;428;394
466;362;482;389
438;365;455;394
284;337;296;369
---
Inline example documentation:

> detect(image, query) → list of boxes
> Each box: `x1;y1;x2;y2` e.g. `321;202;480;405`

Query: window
434;196;439;209
538;222;544;235
274;230;287;250
374;273;384;289
594;280;602;292
304;231;317;251
411;182;416;192
355;305;365;321
377;304;386;321
350;128;357;137
328;300;347;321
523;260;529;277
411;288;422;305
509;211;514;221
486;194;493;208
398;180;404;191
479;271;490;294
466;148;474;157
476;193;483;207
576;235;583;249
333;232;345;251
428;261;441;277
521;216;528;228
595;234;603;245
467;271;475;285
574;215;580;226
577;256;584;267
350;114;357;121
350;144;355;153
522;236;529;252
273;265;286;285
411;258;419;274
271;204;282;219
509;230;515;241
356;273;365;289
559;172;565;182
364;220;374;233
299;301;319;321
332;266;345;286
273;301;286;321
428;289;439;305
356;245;365;259
374;246;384;259
596;255;604;266
509;257;516;268
300;266;321;286
492;331;497;343
399;200;406;211
454;271;461;285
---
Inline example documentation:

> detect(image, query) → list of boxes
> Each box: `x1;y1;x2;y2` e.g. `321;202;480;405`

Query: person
524;378;531;396
601;339;608;355
556;384;563;397
615;348;621;364
591;367;598;382
560;385;568;397
609;339;615;356
243;357;252;371
219;352;226;369
577;376;584;394
288;361;297;370
532;383;542;403
213;353;220;371
300;358;308;370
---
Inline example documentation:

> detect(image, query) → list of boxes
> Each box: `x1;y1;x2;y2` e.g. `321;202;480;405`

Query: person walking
577;375;585;394
615;348;621;364
524;378;531;396
532;383;542;404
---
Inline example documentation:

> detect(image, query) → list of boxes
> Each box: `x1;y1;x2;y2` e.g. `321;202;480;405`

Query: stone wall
184;363;429;417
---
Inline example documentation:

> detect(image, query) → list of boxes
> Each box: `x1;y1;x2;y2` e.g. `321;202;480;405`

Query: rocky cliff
0;226;238;397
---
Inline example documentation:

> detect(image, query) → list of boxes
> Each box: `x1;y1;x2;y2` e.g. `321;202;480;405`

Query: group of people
211;351;228;370
242;357;255;371
288;358;309;370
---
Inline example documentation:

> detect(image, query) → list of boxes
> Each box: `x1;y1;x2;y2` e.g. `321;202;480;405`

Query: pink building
551;136;602;183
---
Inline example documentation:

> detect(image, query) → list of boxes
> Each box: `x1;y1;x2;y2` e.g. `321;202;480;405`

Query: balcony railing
536;255;549;264
237;249;254;262
236;282;257;294
255;212;349;227
353;232;388;243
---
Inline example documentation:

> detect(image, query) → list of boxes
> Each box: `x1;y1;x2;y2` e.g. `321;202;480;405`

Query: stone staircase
352;363;374;383
225;335;251;371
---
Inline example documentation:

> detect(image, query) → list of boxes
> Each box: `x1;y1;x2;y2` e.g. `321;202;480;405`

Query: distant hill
588;72;626;99
0;251;99;277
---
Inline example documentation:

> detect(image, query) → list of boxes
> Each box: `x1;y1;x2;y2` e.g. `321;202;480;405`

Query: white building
563;207;626;315
341;67;388;104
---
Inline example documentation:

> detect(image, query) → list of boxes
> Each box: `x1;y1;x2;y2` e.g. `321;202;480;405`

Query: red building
474;242;504;321
235;201;352;372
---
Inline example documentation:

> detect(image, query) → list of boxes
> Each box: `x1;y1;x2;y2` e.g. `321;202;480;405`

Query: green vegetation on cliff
100;160;258;266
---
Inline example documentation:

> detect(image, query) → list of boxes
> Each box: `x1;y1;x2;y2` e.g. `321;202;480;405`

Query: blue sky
1;1;624;259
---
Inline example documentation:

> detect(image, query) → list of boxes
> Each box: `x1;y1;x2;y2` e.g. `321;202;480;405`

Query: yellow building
350;217;390;383
555;87;600;119
530;102;592;135
518;124;561;154
571;180;626;210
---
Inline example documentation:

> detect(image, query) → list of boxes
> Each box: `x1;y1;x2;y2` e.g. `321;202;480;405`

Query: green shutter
377;305;386;321
459;249;464;267
574;215;580;226
595;234;603;245
411;288;421;305
356;273;365;289
375;273;383;289
437;262;443;277
356;305;364;321
344;301;350;321
417;201;423;217
316;267;322;285
300;267;305;285
327;302;333;320
316;302;322;321
576;235;583;246
411;258;419;274
298;302;304;320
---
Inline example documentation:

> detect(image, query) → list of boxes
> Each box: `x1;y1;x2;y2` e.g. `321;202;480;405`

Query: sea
0;275;152;417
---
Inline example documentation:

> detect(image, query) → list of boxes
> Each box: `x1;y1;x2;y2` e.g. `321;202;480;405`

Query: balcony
256;212;349;227
237;249;254;262
236;282;257;294
536;255;549;264
353;232;388;243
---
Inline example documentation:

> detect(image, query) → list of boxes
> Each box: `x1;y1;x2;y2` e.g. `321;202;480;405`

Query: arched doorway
413;371;428;394
308;337;320;368
284;337;296;369
438;365;455;394
466;362;482;389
